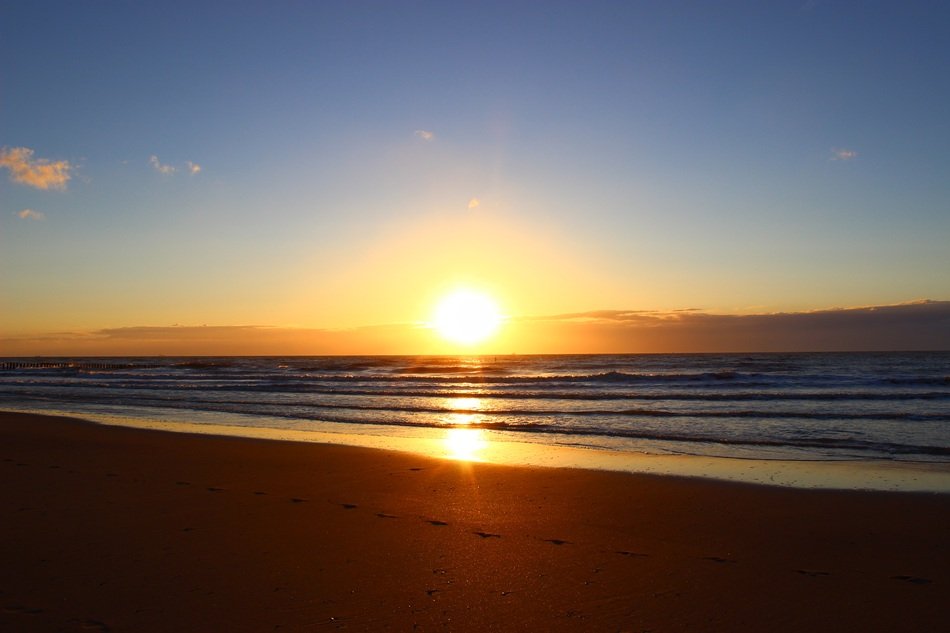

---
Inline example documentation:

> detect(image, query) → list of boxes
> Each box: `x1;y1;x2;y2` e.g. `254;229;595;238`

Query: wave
7;389;949;423
173;360;237;370
4;377;946;404
3;352;948;463
7;362;949;391
0;364;768;382
229;387;950;402
15;394;945;460
196;370;776;386
885;376;950;386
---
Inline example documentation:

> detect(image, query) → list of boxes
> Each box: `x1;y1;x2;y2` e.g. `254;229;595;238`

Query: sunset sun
432;289;502;346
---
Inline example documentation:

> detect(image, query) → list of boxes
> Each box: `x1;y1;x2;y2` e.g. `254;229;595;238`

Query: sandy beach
1;411;947;632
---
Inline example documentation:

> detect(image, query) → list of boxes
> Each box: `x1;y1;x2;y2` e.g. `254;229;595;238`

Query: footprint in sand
376;513;398;519
340;503;358;510
703;556;737;564
175;481;190;486
409;467;425;471
544;539;572;546
796;569;831;577
290;497;309;503
3;604;44;614
892;575;932;585
473;531;500;539
428;520;449;526
206;487;225;493
616;550;649;558
71;618;111;631
253;491;267;496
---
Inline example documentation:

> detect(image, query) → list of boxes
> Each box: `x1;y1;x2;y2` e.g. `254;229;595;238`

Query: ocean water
1;352;948;464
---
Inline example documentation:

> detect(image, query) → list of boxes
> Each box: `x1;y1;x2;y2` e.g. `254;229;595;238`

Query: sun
432;289;502;346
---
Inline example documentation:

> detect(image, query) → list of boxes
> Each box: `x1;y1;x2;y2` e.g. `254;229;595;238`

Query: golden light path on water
440;397;488;462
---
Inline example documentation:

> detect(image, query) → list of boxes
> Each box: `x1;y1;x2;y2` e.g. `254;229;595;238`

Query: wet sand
1;411;948;631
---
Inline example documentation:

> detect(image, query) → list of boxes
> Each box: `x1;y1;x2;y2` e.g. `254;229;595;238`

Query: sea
1;353;948;469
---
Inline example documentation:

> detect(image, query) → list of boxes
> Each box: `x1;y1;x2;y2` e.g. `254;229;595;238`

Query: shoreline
4;405;950;492
3;410;949;631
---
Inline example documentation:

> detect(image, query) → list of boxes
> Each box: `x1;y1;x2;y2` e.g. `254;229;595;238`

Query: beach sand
1;412;947;632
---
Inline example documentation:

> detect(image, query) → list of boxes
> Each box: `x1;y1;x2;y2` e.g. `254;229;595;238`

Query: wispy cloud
0;324;423;356
16;209;45;221
0;146;72;190
467;197;480;210
150;155;202;176
414;129;434;141
149;155;176;175
831;147;857;161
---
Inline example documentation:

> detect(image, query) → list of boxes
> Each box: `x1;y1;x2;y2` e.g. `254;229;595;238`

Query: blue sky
1;1;948;351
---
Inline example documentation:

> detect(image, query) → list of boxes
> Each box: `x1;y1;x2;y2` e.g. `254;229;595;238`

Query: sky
1;1;948;354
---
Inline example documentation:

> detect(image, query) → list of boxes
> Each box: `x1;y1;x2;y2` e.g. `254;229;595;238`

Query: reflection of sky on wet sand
74;412;950;493
443;428;487;462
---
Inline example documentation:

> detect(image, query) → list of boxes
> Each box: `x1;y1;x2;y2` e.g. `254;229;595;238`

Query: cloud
0;146;72;189
0;324;427;356
149;155;176;175
467;197;480;210
148;154;201;176
16;209;45;221
509;300;950;353
831;147;857;160
415;130;434;141
3;301;946;356
150;156;202;176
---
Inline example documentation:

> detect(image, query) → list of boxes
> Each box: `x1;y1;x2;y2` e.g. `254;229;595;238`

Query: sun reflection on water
441;397;488;460
441;396;485;427
448;397;481;411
